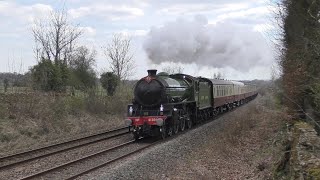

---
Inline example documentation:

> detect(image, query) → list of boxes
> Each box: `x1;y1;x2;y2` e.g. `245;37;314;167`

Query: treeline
279;0;320;112
0;73;30;87
1;8;135;96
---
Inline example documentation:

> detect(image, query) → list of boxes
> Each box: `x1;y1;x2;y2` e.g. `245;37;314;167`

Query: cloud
157;3;251;16
0;0;276;80
143;16;274;72
0;1;52;22
80;26;97;36
253;23;275;33
68;4;144;21
214;5;274;24
118;29;148;37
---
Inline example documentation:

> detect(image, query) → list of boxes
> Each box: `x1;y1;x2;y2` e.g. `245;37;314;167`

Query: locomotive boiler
134;69;192;107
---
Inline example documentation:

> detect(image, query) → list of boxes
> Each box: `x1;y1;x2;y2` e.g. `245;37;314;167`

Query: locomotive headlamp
160;104;164;112
160;104;164;115
129;106;133;116
125;119;132;126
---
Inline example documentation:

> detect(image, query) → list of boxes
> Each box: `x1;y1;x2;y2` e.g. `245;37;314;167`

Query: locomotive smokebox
147;69;157;76
134;69;164;107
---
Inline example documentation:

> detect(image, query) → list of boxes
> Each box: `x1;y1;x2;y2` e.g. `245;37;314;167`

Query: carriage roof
210;79;234;85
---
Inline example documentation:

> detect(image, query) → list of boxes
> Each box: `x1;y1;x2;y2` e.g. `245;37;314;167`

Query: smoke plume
143;16;272;72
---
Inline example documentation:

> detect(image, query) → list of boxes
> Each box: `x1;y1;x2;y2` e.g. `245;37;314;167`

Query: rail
0;126;129;169
20;140;136;180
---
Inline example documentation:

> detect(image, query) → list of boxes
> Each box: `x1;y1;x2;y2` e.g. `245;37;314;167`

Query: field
0;85;109;97
0;85;133;156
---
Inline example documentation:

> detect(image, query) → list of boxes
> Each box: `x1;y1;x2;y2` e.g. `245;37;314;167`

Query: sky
0;0;278;80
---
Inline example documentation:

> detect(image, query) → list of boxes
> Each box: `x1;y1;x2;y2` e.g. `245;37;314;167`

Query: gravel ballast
90;116;228;180
0;134;133;180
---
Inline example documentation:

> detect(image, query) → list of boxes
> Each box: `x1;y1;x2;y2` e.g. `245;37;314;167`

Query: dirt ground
169;94;288;179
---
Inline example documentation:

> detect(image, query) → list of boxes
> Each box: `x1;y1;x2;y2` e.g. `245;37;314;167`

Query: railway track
0;127;130;179
0;125;183;180
0;99;257;180
68;110;235;180
19;139;158;180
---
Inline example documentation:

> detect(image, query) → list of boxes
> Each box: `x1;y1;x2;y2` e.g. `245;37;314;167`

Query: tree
103;34;134;81
3;78;9;93
69;46;97;90
32;8;82;64
162;64;184;74
278;0;320;109
100;72;119;96
30;59;69;92
213;72;222;79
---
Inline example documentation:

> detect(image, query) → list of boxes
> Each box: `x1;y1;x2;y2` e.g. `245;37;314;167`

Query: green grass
308;167;320;179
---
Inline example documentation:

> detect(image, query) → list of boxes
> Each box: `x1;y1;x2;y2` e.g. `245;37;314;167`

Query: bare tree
162;64;184;74
103;34;134;81
213;72;222;79
32;8;82;64
70;46;96;70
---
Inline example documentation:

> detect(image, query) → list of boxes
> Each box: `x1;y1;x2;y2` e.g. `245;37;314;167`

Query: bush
85;91;106;114
3;78;8;92
52;98;68;120
100;72;119;96
104;85;133;115
65;96;85;116
31;59;69;92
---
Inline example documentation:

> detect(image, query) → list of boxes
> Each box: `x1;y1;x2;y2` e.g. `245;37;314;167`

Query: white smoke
143;16;272;72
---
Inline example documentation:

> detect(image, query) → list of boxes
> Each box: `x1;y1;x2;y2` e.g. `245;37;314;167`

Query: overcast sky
0;0;277;80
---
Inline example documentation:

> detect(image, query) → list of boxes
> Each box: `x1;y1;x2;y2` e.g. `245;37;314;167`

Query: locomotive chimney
147;69;157;77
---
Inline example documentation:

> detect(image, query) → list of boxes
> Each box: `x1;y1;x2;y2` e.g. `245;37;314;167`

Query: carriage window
223;88;225;96
216;86;218;96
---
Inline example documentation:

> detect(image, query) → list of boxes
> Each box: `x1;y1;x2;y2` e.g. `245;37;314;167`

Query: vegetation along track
0;127;130;178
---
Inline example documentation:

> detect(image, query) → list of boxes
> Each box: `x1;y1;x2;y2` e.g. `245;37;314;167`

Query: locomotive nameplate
148;118;156;122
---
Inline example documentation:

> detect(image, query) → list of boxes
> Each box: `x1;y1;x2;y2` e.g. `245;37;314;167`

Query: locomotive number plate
144;112;149;116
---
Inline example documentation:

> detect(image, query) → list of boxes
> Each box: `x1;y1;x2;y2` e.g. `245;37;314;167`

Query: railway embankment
0;91;129;157
275;121;320;179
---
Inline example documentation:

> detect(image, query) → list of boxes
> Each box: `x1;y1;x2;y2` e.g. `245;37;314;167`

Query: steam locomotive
125;69;258;140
